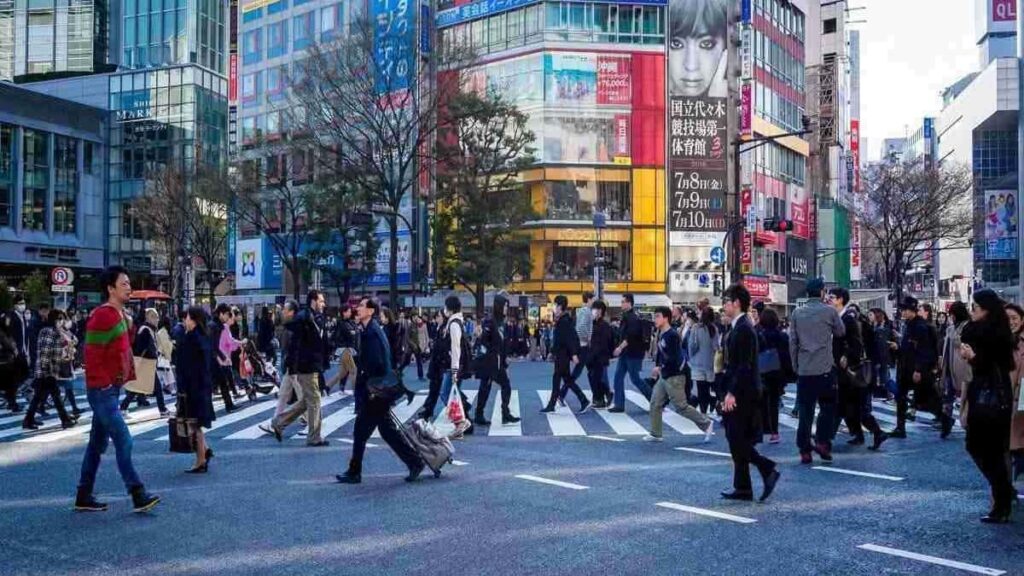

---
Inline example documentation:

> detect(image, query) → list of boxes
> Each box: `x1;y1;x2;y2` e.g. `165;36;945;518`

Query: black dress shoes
760;470;781;502
336;472;362;484
720;490;754;501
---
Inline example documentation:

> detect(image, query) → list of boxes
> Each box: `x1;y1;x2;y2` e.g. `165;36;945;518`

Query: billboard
985;189;1018;260
544;52;632;107
235;238;263;290
667;0;730;245
368;229;412;286
542;113;630;165
373;0;415;95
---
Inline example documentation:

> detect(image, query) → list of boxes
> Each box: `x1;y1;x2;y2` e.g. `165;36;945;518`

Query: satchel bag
124;356;157;394
167;416;194;454
367;326;403;403
758;348;781;374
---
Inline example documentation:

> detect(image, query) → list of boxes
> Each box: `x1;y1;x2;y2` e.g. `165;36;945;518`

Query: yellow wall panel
631;228;657;282
632;168;657;226
655;170;666;226
531;182;546;214
530;242;546;280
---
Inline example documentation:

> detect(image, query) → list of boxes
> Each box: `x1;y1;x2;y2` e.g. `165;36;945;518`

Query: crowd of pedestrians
3;264;1021;524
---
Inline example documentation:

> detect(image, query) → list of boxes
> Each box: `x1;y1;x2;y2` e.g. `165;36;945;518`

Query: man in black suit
541;295;590;413
720;283;780;502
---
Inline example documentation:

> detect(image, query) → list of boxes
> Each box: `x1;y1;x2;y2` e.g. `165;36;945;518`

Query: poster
542;113;626;165
235;238;263;290
667;0;730;243
985;189;1018;260
596;55;632;105
368;229;412;286
787;183;809;240
373;0;415;95
740;188;752;274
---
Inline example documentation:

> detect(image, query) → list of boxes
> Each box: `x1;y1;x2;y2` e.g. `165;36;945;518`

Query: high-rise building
0;0;118;81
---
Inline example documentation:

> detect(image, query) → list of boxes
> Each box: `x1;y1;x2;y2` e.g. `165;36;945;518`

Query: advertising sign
994;0;1017;21
420;3;431;53
436;0;664;28
667;0;729;244
543;113;627;165
596;55;631;105
850;219;861;281
613;114;631;163
744;275;769;299
740;188;752;274
368;230;412;286
545;53;596;105
229;54;238;103
740;82;752;139
373;0;415;95
787;183;809;240
235;238;263;290
850;119;860;194
985;189;1018;260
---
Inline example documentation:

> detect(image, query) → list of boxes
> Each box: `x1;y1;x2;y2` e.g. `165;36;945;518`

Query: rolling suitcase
394;412;454;478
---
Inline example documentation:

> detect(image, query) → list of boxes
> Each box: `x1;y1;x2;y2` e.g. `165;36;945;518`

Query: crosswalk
0;384;960;444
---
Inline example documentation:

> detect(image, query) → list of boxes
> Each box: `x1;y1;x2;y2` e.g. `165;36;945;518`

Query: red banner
788;183;809;240
740;82;752;139
229;54;238;102
614;114;631;159
850;119;860;195
597;55;631;105
741;188;753;274
743;275;770;299
994;0;1017;21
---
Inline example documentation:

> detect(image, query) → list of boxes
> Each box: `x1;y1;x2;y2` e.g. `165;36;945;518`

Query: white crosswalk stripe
224;394;348;440
538;391;587;436
623;390;705;435
487;390;522;436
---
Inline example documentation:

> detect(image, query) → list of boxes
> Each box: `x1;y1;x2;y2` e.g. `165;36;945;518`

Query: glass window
293;11;314;49
22;130;48;232
545;179;631;221
488;13;505;49
0;124;12;227
321;3;341;36
540;242;631;281
267;20;287;58
54;136;77;234
524;4;542;39
243;28;261;62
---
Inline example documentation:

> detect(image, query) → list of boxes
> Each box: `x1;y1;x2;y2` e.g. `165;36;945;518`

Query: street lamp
593;210;607;300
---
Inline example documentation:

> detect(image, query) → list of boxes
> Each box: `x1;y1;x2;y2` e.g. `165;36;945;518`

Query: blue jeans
613;356;651;409
796;372;838;453
78;387;143;493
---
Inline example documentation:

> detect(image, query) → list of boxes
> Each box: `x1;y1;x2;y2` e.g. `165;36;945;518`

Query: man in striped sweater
74;266;160;513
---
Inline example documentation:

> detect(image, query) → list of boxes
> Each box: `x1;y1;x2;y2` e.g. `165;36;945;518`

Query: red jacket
84;305;135;388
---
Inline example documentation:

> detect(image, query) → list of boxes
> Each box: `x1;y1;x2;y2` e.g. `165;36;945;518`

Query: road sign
51;267;74;286
51;285;74;293
709;246;725;265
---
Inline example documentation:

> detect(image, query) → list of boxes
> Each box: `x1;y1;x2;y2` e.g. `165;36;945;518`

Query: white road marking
655;502;757;524
223;395;346;440
812;466;904;481
318;403;358;438
334;438;378;447
858;544;1005;575
675;447;732;458
587;434;626;442
624;390;705;435
451;460;469;466
583;391;646;435
373;395;426;439
537;391;586;436
157;397;278;440
515;474;589;491
488;390;522;437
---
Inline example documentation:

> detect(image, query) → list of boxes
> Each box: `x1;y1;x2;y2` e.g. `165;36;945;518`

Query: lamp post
593;211;607;300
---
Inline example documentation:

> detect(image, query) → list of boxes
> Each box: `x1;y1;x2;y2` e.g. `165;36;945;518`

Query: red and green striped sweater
84;304;135;388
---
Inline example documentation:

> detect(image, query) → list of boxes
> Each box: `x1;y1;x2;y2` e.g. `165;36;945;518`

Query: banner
850;218;861;281
740;188;752;274
373;0;415;95
667;0;730;244
596;55;632;105
743;275;770;299
613;114;631;163
985;189;1018;260
235;238;263;290
368;229;412;286
787;183;809;240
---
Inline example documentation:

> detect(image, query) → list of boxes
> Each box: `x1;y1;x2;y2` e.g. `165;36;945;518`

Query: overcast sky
857;0;979;160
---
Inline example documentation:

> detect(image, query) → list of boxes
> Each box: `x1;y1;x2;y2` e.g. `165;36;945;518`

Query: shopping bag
124;357;157;394
1017;377;1024;412
432;379;464;437
167;417;194;454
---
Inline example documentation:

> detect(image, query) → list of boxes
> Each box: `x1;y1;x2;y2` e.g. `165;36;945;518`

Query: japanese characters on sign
668;97;728;238
373;0;415;95
740;188;753;274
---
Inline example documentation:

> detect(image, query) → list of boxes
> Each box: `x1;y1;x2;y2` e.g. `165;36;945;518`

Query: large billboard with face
667;0;730;245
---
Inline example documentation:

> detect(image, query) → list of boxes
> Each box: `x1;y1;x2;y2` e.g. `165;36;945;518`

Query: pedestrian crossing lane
224;394;348;440
537;391;586;436
488;390;522;436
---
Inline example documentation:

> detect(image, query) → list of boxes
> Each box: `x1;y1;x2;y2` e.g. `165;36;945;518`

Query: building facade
0;0;118;81
0;82;107;302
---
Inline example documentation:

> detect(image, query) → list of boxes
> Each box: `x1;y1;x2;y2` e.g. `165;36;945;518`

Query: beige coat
1010;333;1024;451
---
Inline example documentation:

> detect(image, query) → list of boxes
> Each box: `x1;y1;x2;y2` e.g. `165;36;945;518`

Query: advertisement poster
235;238;263;290
667;0;730;244
546;53;596;105
373;0;415;95
543;113;627;165
850;219;861;281
787;183;809;240
740;82;752;139
368;230;412;286
464;53;543;106
613;114;631;163
743;275;770;299
596;55;632;105
740;188;752;274
985;189;1018;260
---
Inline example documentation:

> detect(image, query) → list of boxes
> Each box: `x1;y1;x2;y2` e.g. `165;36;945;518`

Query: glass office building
0;0;116;81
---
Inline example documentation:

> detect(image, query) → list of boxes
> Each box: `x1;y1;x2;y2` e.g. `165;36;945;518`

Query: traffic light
762;218;794;233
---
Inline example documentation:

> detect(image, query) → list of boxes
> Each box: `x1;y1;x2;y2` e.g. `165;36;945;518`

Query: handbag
758;348;781;374
366;326;403;403
167;417;194;454
124;356;157;394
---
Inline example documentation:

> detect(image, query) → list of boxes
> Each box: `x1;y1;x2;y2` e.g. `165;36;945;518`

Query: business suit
545;313;587;411
723;314;777;497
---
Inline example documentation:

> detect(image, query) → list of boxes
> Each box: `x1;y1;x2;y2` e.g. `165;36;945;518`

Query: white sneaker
297;428;308;436
703;421;715;443
642;434;663;442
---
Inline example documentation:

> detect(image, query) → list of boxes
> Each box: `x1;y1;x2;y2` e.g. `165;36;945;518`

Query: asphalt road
0;359;1021;576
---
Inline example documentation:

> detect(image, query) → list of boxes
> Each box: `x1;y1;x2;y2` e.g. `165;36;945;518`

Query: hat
898;296;919;312
806;277;824;297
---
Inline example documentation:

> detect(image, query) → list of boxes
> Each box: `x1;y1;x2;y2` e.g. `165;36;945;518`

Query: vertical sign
850;119;861;281
667;0;730;245
993;0;1017;21
373;0;415;95
229;54;238;102
740;188;753;274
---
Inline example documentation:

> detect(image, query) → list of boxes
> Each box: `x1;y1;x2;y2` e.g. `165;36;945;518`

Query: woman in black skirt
176;307;216;473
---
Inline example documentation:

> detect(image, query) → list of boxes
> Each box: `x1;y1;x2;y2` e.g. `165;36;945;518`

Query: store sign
229;54;238;103
667;0;730;245
740;82;752;140
596;55;631;105
787;183;809;240
613;114;631;162
436;0;664;28
744;275;770;299
116;90;151;122
850;119;861;195
368;229;412;286
740;189;753;274
373;0;415;95
235;238;263;290
994;0;1017;21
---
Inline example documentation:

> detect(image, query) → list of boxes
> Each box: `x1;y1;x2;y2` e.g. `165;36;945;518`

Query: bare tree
287;17;472;307
854;159;973;299
433;90;537;318
188;168;230;303
135;166;191;303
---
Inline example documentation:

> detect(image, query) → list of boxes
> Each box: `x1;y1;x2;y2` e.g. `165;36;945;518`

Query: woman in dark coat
176;306;216;473
960;289;1016;523
758;309;793;444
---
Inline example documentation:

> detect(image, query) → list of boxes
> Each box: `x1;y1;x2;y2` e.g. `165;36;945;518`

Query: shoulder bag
367;326;403;403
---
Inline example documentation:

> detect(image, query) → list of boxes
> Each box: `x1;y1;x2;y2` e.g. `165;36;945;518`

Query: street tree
135;166;190;302
187;168;230;303
433;90;538;318
287;17;472;307
854;159;973;298
304;181;378;302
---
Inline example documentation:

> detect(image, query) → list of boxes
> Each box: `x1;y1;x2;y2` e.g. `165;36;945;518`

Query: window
545;180;631;221
242;71;259;101
242;115;258;146
823;18;836;34
293;11;314;49
22;130;48;232
267;0;287;14
267;20;287;58
321;3;342;37
242;7;262;22
267;66;285;100
242;28;261;63
54;136;77;234
539;242;631;281
0;124;12;227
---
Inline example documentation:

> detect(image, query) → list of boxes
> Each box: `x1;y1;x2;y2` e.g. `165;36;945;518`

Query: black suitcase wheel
434;470;442;478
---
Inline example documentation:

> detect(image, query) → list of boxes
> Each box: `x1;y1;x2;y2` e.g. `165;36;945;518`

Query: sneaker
703;420;715;443
296;429;308;436
591;401;608;410
501;414;521;425
578;399;591;414
539;405;556;413
130;487;160;513
74;490;108;512
642;434;663;442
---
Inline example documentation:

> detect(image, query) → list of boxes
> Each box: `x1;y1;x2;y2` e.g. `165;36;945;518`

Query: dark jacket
133;324;158;359
5;310;28;357
761;325;794;389
961;319;1015;400
724;314;761;399
834;308;865;367
551;312;579;362
335;319;358;350
256;316;275;355
588;318;615;367
207;319;226;364
477;316;507;381
175;329;215;428
656;327;684;379
384;322;405;369
291;309;328;374
898;316;938;379
170;322;185;366
355;319;389;404
620;309;646;359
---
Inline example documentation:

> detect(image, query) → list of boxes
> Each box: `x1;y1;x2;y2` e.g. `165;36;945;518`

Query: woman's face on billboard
669;32;725;97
